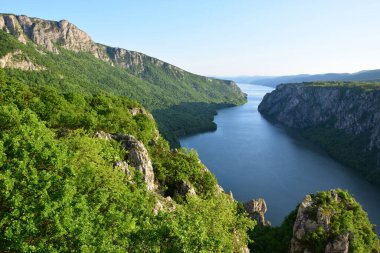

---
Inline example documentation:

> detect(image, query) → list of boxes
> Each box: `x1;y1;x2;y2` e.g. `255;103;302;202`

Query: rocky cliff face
258;83;380;185
0;14;208;79
0;14;109;60
105;46;184;76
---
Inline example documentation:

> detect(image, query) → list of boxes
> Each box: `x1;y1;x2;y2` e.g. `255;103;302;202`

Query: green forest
0;18;379;252
0;29;246;147
1;66;378;252
0;70;254;252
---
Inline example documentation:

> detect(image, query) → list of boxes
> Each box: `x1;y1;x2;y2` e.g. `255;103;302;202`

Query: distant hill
226;70;380;87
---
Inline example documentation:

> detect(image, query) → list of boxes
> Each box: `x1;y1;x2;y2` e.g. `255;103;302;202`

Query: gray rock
115;134;156;191
94;131;156;191
0;49;45;71
259;83;380;184
130;107;145;116
244;198;270;226
153;196;176;215
0;14;110;61
325;233;350;253
289;190;352;253
94;130;113;141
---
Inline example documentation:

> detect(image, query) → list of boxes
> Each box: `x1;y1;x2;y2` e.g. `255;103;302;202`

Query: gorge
181;83;380;232
0;13;379;252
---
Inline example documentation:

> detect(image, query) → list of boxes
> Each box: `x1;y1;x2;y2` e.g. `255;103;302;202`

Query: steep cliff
0;13;246;147
258;82;380;186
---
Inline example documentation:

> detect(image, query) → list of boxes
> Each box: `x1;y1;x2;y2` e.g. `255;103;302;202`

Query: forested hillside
1;13;379;253
0;69;254;252
0;14;246;147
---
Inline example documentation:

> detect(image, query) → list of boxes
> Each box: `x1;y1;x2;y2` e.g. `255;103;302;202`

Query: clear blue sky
2;0;380;76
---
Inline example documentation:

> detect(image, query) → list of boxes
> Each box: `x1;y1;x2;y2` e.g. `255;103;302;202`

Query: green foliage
0;30;18;57
0;107;153;252
248;208;297;253
301;190;379;253
155;194;255;252
152;148;218;199
0;29;246;147
0;71;254;252
0;77;155;145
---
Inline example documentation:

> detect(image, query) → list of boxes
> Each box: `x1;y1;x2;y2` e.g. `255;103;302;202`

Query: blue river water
180;83;380;232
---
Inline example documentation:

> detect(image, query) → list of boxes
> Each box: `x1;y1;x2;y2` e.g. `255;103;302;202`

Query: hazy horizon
2;0;380;77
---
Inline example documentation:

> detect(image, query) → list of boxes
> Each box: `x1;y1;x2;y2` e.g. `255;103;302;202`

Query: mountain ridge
0;13;214;77
226;69;380;87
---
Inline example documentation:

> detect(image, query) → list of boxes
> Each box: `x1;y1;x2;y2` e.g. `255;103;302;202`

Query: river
180;83;380;231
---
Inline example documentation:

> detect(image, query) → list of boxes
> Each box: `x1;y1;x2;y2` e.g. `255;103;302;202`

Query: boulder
244;198;270;226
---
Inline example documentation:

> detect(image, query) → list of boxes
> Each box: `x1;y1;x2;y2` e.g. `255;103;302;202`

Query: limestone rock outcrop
244;198;270;226
114;161;130;178
0;50;45;71
95;131;155;191
0;14;188;78
325;233;350;253
115;134;156;191
153;195;176;215
290;190;352;253
0;14;109;60
105;46;185;77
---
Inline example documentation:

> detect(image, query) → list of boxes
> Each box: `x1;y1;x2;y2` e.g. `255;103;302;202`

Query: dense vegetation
0;70;254;252
299;190;379;253
248;209;297;253
0;29;246;147
1;17;379;252
247;190;380;253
